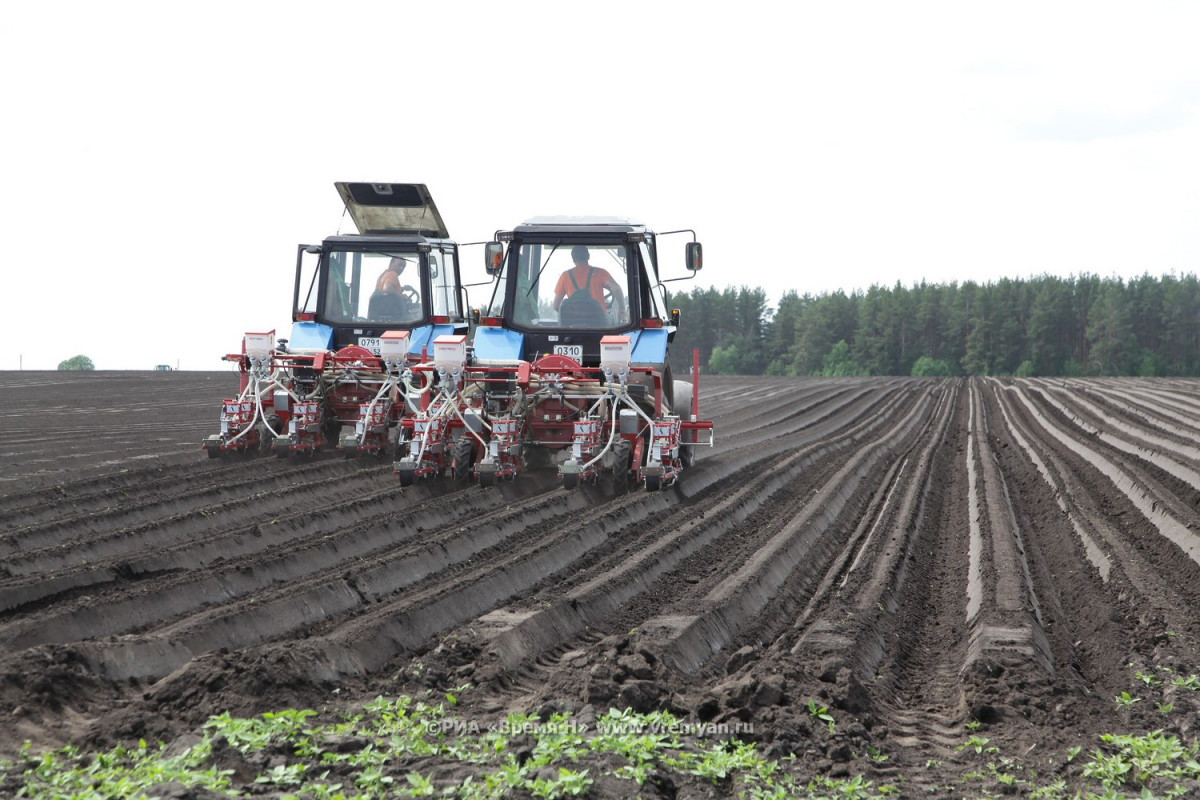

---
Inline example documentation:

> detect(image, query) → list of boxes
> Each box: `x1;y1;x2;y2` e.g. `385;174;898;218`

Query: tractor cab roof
335;182;450;239
510;216;649;236
319;233;441;250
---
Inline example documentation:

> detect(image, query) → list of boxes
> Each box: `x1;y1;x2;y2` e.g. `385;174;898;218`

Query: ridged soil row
262;384;924;684
0;471;557;651
677;382;907;500
0;462;222;530
1011;383;1200;569
1039;381;1200;490
995;381;1200;655
961;380;1052;676
829;378;1048;758
698;377;870;419
471;383;931;683
523;381;905;579
1042;382;1200;472
761;381;959;729
642;383;942;676
690;381;899;462
42;475;586;680
1000;381;1200;730
698;378;862;438
984;381;1171;729
768;381;967;755
0;463;461;616
988;382;1113;584
1062;379;1200;445
1079;378;1200;425
0;459;401;568
0;451;394;535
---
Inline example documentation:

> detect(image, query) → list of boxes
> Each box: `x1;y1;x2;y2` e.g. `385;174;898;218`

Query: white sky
2;1;1198;370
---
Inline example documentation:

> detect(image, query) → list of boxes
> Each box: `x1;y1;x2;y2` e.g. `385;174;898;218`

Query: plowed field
4;371;1200;797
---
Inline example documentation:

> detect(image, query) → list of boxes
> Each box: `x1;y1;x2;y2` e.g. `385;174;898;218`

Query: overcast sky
3;1;1198;370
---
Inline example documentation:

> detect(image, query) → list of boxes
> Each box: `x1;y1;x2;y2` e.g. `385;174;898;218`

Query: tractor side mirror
685;241;702;272
484;242;504;276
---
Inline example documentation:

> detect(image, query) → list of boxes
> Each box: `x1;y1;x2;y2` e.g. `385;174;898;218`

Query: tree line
667;273;1200;377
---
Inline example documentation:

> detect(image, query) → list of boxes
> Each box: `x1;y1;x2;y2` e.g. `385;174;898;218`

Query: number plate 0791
553;345;583;360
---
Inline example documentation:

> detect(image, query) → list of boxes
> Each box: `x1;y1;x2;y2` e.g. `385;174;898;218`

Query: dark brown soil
3;371;1200;797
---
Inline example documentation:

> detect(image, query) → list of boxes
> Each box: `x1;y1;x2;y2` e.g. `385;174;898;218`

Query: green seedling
806;699;836;733
957;734;992;754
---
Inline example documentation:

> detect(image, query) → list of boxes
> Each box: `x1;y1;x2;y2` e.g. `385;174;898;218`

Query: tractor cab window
496;242;631;329
428;248;460;318
296;247;321;316
322;251;425;324
484;256;511;319
639;241;668;322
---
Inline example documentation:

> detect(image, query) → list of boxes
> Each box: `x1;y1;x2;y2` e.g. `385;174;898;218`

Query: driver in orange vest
552;246;626;313
376;256;414;295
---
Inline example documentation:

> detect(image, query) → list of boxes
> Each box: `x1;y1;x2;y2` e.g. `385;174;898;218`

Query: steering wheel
400;286;420;306
603;287;628;324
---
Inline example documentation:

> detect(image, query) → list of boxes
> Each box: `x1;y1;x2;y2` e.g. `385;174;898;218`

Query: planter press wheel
562;472;579;490
397;467;416;487
680;429;696;469
478;471;495;488
452;436;476;484
645;473;663;492
255;415;281;457
205;441;222;459
609;438;633;494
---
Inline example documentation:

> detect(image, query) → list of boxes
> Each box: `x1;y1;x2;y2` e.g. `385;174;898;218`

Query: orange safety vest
377;270;403;294
556;265;606;304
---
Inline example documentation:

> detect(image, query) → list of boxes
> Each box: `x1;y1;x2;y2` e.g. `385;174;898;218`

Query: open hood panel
334;182;449;238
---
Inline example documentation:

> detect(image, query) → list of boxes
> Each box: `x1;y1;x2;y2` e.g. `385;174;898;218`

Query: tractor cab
475;217;702;384
285;182;468;360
